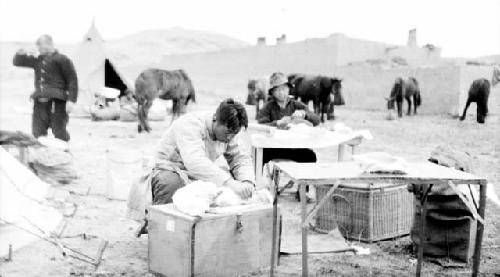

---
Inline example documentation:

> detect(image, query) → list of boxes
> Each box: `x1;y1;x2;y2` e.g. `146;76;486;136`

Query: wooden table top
274;161;487;186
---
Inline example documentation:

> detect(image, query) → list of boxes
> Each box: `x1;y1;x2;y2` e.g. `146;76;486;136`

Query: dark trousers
262;148;317;165
263;148;316;196
32;99;70;141
151;170;185;205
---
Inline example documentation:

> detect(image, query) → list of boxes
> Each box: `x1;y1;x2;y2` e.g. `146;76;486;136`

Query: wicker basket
315;183;414;242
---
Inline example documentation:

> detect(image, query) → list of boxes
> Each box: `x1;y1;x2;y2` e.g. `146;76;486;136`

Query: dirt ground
0;87;499;276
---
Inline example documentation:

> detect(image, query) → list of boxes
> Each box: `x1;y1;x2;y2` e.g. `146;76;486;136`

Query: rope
0;166;47;206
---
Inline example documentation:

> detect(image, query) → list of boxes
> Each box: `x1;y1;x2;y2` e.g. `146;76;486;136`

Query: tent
72;20;132;117
0;147;62;257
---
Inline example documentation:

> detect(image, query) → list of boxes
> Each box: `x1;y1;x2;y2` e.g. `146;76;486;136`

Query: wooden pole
270;166;280;277
472;184;487;276
416;184;428;277
300;183;308;277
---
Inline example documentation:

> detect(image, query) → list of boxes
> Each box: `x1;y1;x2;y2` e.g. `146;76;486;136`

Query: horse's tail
186;82;196;105
133;74;150;132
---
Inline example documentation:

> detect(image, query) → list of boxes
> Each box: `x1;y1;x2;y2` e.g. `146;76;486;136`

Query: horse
460;78;490;124
386;77;421;117
245;77;268;118
132;69;196;133
288;74;344;122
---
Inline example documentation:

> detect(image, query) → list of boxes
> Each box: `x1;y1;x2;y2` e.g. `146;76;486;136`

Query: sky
0;0;499;58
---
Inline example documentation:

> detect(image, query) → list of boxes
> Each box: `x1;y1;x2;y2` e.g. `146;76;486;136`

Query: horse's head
246;79;257;105
331;78;343;96
385;96;396;110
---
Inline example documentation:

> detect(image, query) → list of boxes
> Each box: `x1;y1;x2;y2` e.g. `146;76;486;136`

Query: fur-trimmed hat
268;72;293;94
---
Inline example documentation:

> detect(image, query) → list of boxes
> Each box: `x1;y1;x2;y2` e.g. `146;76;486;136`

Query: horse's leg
255;99;260;119
170;99;179;125
476;103;485;124
406;96;412;116
476;97;488;124
313;100;320;115
137;100;144;133
137;96;150;133
460;98;472;121
142;99;153;132
413;94;418;115
320;100;328;123
397;101;403;117
327;102;335;120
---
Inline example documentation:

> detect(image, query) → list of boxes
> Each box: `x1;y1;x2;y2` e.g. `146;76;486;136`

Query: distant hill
476;55;500;65
105;27;249;66
0;27;249;80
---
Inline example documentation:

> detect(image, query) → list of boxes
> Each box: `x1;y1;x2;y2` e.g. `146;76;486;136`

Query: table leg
472;184;487;277
338;144;345;161
416;184;428;277
300;183;308;277
270;166;280;277
254;147;264;187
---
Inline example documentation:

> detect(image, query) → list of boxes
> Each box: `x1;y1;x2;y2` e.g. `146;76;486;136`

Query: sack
126;171;153;221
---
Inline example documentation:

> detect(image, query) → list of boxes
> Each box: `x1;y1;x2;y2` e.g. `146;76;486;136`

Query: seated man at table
151;98;255;205
257;72;320;200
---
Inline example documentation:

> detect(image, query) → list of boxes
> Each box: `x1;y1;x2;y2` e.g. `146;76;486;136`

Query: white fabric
353;152;409;174
172;180;272;216
172;180;220;216
96;87;120;98
250;123;372;149
37;136;69;151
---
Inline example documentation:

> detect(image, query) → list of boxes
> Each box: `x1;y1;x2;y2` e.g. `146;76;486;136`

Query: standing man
13;34;78;141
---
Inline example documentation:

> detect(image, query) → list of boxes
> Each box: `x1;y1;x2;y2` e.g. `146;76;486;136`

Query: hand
292;110;306;119
66;101;75;113
277;116;291;127
225;179;254;199
16;48;27;55
290;118;312;126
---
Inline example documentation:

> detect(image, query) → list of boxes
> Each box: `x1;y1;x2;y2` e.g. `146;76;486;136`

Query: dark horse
245;78;268;119
386;77;421;117
288;74;344;122
460;78;490;124
133;69;196;132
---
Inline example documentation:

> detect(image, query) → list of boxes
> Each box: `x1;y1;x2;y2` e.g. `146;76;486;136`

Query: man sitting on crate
133;98;256;235
151;98;255;204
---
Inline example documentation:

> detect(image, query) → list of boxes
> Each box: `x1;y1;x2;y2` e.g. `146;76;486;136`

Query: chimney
407;28;417;47
276;34;287;45
257;37;266;46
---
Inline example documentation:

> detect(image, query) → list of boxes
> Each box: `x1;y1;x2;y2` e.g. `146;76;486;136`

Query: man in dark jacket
257;72;320;127
257;72;319;201
13;34;78;141
257;72;320;165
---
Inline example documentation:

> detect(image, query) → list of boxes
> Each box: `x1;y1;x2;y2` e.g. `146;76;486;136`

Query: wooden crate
315;183;414;242
147;204;279;277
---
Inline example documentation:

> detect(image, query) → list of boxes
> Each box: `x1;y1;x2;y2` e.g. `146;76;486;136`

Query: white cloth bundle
353;152;408;174
172;181;220;216
172;180;273;216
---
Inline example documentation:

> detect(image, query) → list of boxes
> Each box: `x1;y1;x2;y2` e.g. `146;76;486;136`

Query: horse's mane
176;69;191;81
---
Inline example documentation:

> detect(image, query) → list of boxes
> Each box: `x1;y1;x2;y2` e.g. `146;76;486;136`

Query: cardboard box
147;204;279;277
